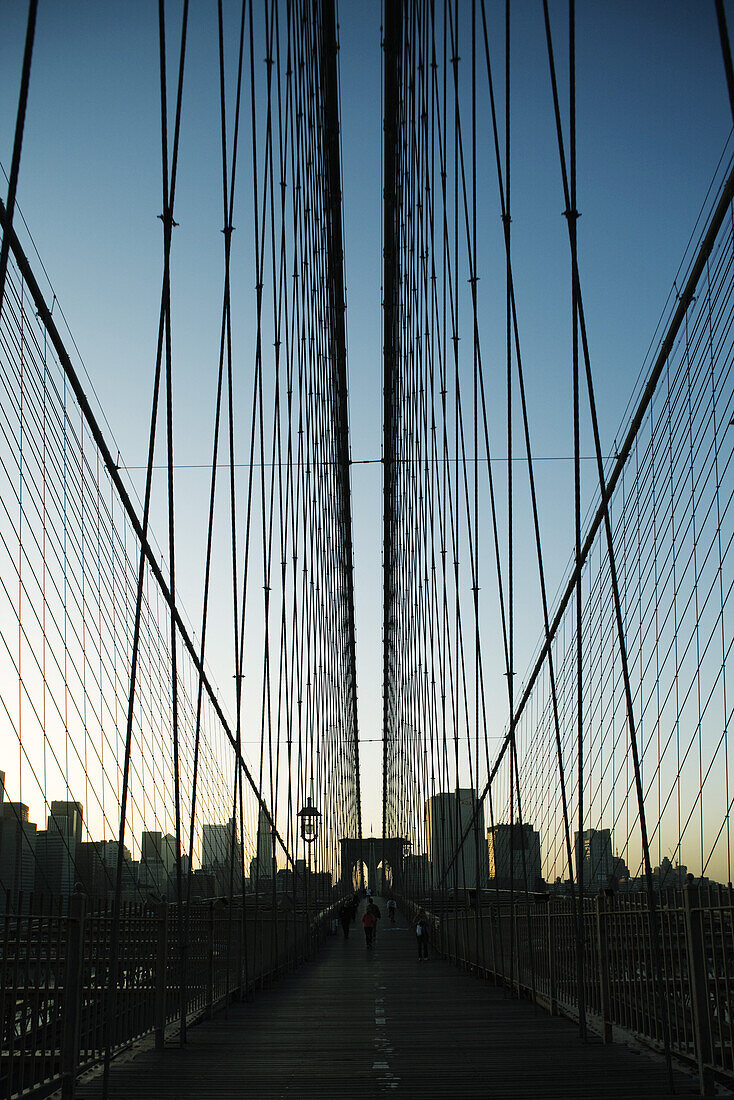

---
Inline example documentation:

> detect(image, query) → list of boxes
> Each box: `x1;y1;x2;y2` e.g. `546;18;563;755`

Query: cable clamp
562;208;580;221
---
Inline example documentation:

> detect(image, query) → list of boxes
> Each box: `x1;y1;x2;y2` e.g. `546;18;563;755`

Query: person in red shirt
362;903;377;947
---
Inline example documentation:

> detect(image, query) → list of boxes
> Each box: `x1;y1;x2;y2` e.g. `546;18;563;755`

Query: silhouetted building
142;830;163;863
0;791;37;906
76;840;111;897
575;829;613;889
49;801;83;844
610;854;630;885
139;830;180;896
161;833;178;874
202;822;233;869
202;819;241;895
654;857;687;889
76;839;136;899
251;806;275;881
35;801;84;900
487;823;542;889
140;830;165;892
426;790;488;890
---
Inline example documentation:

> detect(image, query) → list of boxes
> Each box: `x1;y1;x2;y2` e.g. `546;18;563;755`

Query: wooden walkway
76;899;699;1099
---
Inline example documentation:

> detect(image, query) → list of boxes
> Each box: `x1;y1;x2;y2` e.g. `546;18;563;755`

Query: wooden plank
75;900;698;1098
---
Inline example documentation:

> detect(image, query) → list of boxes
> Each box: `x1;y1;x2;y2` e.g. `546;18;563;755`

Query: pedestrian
386;897;397;923
339;902;351;939
367;899;381;941
362;904;377;948
415;913;428;960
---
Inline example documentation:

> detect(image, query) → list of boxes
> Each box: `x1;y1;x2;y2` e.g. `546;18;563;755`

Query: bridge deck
77;900;695;1099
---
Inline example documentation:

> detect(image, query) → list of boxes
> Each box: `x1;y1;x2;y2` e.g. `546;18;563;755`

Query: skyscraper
142;830;163;863
49;801;83;844
425;790;487;890
202;818;240;896
255;806;275;879
487;823;542;888
76;839;136;899
202;820;235;870
575;829;614;889
140;830;166;892
0;796;37;906
35;802;83;899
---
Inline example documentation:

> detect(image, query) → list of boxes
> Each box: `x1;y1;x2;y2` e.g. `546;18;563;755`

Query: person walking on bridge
367;898;381;941
415;912;429;961
362;903;377;948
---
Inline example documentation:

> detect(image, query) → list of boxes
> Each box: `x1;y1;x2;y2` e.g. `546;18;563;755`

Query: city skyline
0;770;704;910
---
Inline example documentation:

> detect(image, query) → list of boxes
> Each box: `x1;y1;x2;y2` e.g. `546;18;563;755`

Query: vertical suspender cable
102;5;189;1094
383;0;402;860
320;0;362;866
567;0;586;1042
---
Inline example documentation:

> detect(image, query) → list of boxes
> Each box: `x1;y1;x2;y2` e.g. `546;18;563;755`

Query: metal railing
410;883;733;1096
0;891;339;1099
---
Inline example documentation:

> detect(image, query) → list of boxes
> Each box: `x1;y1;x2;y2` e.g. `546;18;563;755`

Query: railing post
206;902;215;1018
595;893;612;1043
513;906;519;994
683;881;715;1096
234;901;243;1002
61;887;86;1100
546;897;558;1015
154;899;168;1051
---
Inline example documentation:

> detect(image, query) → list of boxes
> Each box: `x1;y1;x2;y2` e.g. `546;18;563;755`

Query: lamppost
297;796;321;845
297;796;321;928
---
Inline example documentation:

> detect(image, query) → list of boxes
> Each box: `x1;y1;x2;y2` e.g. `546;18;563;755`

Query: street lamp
297;797;321;844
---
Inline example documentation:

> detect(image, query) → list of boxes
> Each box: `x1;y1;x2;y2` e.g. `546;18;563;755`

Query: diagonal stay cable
0;0;37;325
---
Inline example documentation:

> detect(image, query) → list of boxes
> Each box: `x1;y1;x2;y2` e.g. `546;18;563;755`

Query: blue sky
1;1;732;855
